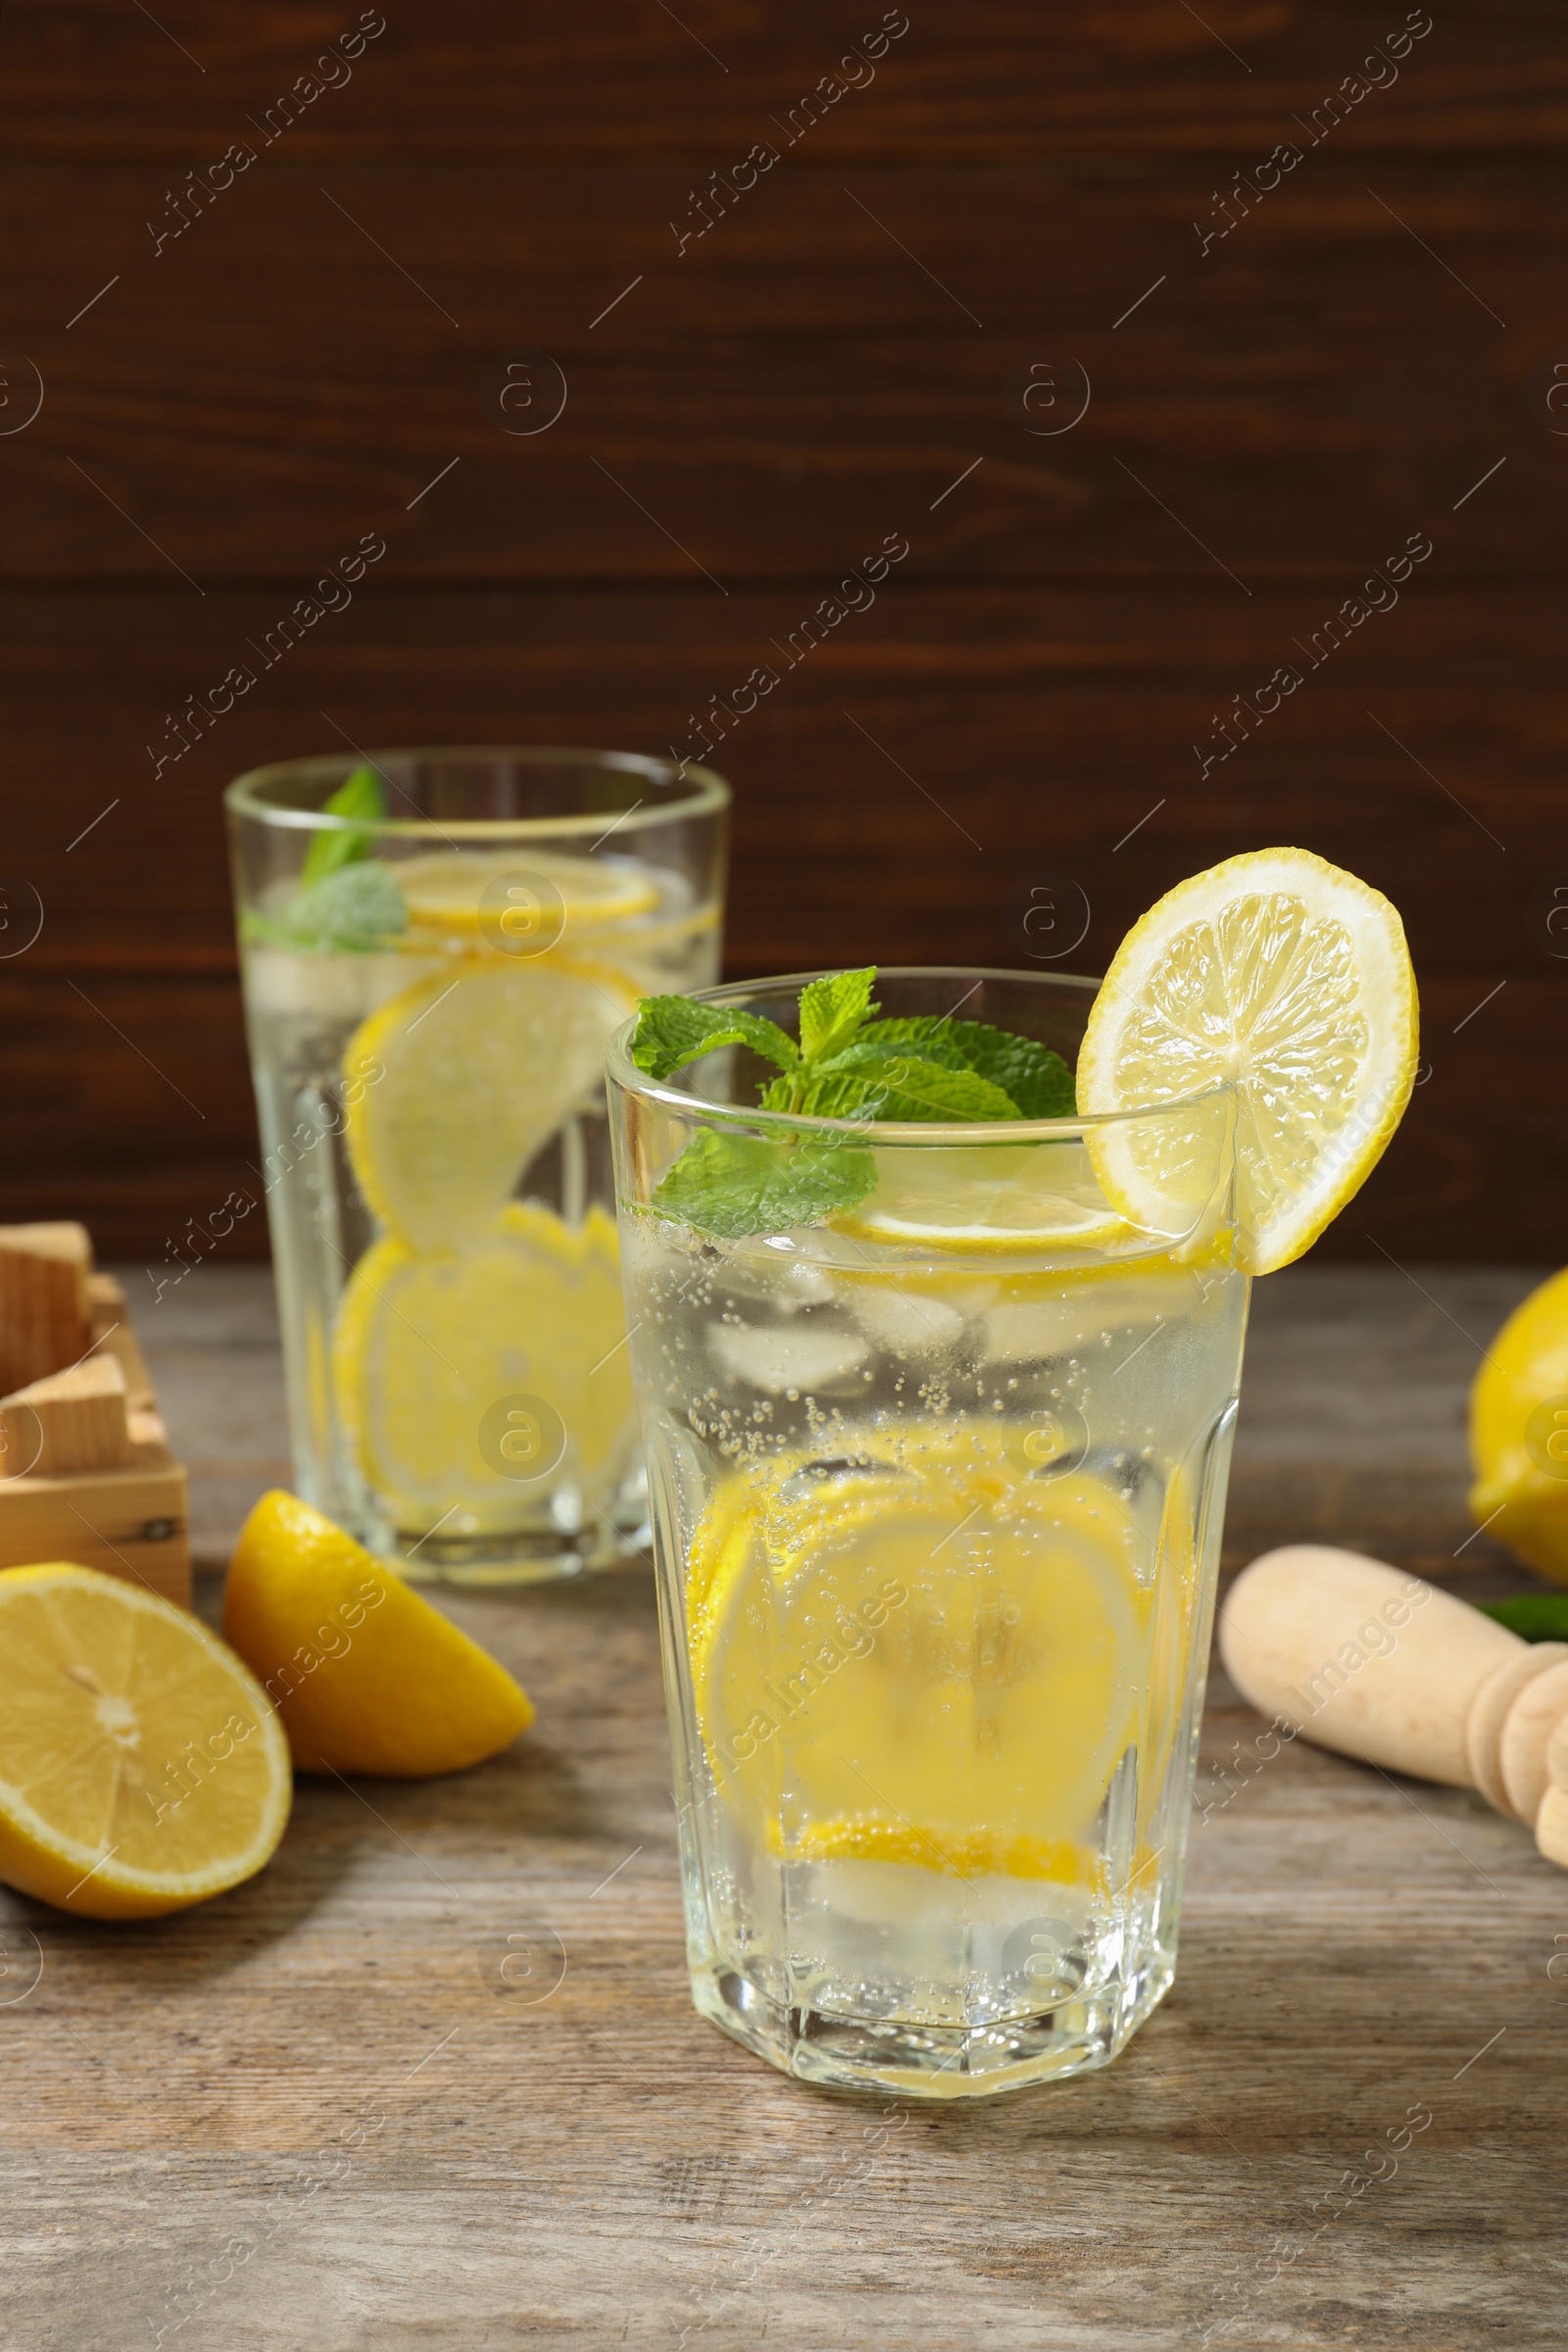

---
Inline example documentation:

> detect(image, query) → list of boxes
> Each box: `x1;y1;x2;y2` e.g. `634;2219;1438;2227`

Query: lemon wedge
223;1491;534;1776
0;1563;291;1919
332;1203;636;1536
1468;1267;1568;1585
342;956;637;1252
396;849;659;942
688;1438;1149;1870
1076;847;1418;1275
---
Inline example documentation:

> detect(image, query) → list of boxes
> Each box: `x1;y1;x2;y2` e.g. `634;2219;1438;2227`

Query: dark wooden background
1;2;1563;1261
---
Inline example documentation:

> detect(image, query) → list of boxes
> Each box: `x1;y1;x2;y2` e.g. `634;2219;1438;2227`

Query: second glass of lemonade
610;969;1247;2096
226;748;728;1581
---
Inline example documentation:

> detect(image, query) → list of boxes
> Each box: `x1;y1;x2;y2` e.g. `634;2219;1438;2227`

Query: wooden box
0;1235;190;1606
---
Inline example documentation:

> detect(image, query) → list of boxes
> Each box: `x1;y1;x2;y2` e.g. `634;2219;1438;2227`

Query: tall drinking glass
609;969;1247;2097
226;748;728;1582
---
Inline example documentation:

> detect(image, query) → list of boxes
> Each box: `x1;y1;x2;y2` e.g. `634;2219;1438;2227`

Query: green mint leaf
762;1064;885;1121
799;966;878;1063
286;860;407;951
859;1015;1076;1116
769;1044;1023;1124
1479;1593;1568;1642
812;1046;1022;1123
651;1129;874;1240
630;997;799;1083
301;763;386;888
853;1015;971;1071
945;1021;1076;1118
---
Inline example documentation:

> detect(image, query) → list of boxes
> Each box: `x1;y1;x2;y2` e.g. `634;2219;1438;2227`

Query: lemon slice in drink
0;1563;291;1919
688;1439;1146;1868
836;1141;1133;1254
333;1204;635;1535
397;850;659;943
343;956;637;1252
1076;848;1418;1275
770;1820;1105;1883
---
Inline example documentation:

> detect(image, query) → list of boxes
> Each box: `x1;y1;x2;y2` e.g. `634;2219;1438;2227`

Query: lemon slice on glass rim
1075;847;1418;1276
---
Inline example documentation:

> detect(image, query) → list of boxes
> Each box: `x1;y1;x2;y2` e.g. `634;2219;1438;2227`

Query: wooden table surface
4;1264;1567;2350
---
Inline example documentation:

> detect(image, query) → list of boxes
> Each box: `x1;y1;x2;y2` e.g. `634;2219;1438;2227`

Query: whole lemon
1469;1267;1568;1585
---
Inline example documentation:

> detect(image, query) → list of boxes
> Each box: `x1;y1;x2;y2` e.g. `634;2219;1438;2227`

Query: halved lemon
0;1563;291;1919
396;849;659;943
333;1203;636;1536
1076;848;1418;1275
688;1437;1149;1868
343;956;638;1252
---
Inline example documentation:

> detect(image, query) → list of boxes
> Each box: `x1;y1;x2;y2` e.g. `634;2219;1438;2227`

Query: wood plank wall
1;3;1562;1262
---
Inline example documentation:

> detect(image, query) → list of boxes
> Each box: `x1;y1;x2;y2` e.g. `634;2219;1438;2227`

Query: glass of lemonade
226;748;728;1582
609;968;1247;2096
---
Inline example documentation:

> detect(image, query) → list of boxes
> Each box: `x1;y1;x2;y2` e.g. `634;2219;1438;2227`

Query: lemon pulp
0;1563;291;1919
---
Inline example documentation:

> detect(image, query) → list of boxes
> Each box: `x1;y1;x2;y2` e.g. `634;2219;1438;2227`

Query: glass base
390;1512;652;1588
690;1952;1174;2101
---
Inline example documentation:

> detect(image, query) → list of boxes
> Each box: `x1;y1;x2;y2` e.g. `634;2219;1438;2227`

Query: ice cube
712;1321;870;1394
845;1285;965;1357
244;945;446;1022
983;1298;1074;1364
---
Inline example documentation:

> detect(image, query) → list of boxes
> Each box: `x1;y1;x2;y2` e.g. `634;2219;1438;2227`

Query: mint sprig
240;765;408;954
630;966;1076;1240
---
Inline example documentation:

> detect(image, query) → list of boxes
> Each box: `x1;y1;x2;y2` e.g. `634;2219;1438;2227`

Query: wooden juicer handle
1218;1544;1568;1868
